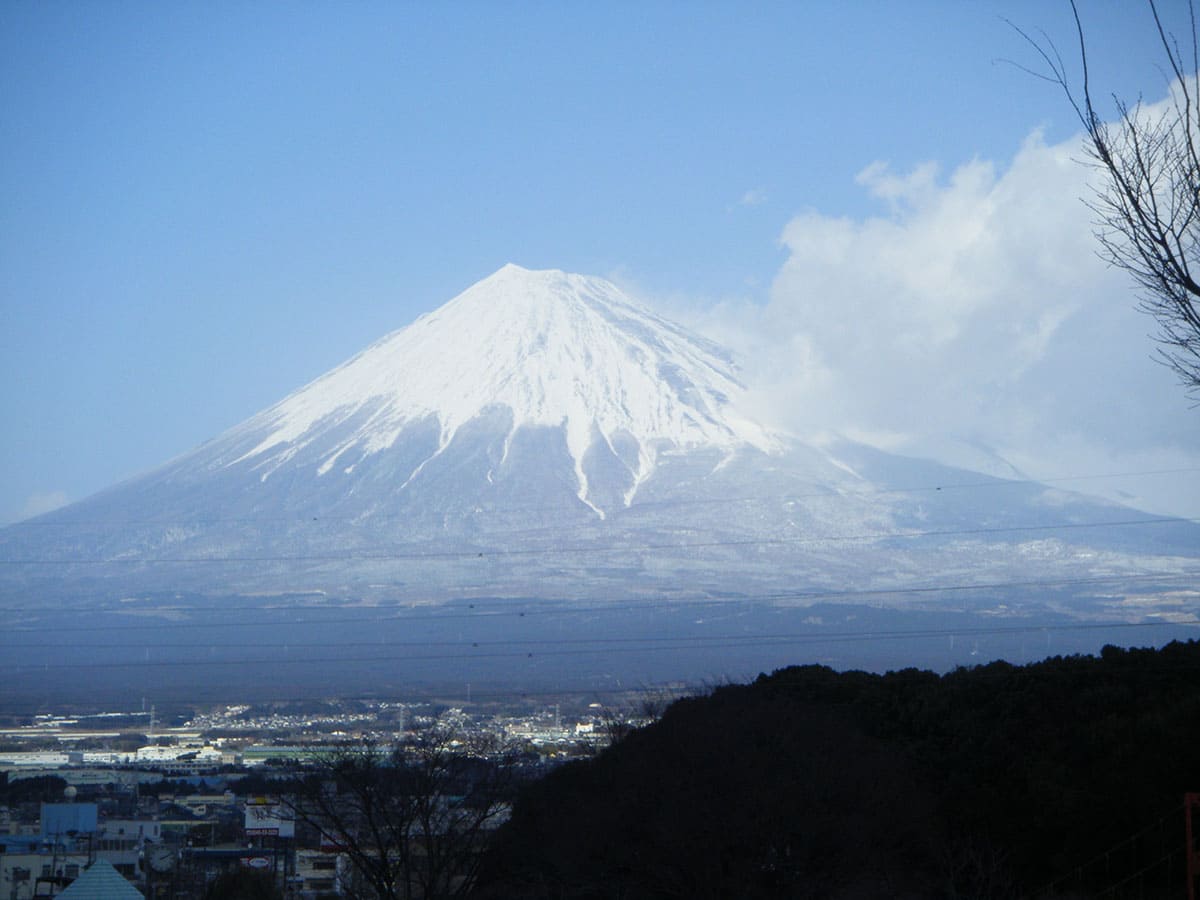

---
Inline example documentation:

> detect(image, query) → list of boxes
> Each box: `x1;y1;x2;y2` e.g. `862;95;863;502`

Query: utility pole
1187;793;1200;900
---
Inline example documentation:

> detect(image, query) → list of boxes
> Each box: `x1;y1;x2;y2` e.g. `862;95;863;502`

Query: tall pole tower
1187;793;1199;900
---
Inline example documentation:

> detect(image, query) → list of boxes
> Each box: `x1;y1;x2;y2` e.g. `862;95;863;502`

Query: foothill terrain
2;642;1198;899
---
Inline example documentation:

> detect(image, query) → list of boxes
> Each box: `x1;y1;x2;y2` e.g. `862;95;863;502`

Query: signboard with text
243;800;294;838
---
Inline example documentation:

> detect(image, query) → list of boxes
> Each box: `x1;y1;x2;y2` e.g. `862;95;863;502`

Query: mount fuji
2;265;1197;703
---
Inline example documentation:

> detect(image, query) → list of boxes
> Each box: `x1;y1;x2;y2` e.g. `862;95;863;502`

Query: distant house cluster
0;696;637;899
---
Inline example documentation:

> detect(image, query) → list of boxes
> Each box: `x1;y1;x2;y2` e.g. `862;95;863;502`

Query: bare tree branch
1014;1;1200;397
279;727;516;900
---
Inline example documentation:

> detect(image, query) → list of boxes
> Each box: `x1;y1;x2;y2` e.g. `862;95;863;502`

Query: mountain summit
224;264;776;515
2;265;1197;701
3;265;1196;613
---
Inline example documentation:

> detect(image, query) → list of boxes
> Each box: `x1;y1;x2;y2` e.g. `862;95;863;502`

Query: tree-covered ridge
476;640;1200;899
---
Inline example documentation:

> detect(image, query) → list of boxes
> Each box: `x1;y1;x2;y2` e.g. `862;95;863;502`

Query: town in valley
0;692;661;899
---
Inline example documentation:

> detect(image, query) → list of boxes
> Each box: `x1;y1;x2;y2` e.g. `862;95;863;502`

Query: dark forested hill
475;640;1200;899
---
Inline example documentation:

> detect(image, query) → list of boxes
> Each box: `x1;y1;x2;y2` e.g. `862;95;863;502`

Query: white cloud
18;489;69;521
695;127;1200;518
730;188;768;211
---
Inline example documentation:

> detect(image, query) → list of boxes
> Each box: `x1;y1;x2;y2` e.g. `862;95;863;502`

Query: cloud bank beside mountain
686;126;1200;518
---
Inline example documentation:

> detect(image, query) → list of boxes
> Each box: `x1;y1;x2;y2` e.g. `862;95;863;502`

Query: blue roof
41;803;98;839
56;860;144;900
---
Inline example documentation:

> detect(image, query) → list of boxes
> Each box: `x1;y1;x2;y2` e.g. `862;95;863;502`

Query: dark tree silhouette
282;727;516;900
203;870;283;900
1018;1;1200;396
477;687;944;899
475;641;1200;899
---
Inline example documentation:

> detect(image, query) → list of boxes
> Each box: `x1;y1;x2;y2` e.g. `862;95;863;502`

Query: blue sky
2;0;1198;523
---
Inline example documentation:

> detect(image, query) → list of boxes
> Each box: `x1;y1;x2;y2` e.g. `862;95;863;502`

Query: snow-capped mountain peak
227;264;778;512
4;263;1195;674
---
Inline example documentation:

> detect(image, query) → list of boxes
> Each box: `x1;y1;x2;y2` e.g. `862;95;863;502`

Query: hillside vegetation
476;640;1200;899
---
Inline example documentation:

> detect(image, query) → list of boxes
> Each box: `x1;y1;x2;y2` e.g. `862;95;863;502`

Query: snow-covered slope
222;264;776;514
3;264;1198;706
1;264;1196;615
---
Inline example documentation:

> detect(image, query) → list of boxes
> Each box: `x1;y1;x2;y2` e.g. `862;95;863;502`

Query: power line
1031;802;1186;898
9;465;1198;529
1;515;1193;566
2;619;1196;673
0;683;701;715
10;618;1199;653
2;571;1196;631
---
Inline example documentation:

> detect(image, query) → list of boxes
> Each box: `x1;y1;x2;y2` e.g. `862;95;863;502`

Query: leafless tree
589;684;688;752
282;727;516;900
1014;1;1200;396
